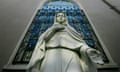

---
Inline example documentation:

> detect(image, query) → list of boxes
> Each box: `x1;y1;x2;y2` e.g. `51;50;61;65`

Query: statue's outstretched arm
80;43;104;65
86;48;104;65
66;25;104;65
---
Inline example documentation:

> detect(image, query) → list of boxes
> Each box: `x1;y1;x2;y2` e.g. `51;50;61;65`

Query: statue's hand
87;49;104;65
53;24;65;31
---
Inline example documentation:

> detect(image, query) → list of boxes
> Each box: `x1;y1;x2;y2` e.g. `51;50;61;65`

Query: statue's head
54;12;68;25
56;13;66;23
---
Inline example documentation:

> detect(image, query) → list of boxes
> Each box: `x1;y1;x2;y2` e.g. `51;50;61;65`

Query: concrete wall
0;0;120;72
0;0;44;71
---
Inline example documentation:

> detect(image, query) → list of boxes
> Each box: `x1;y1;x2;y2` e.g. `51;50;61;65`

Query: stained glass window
13;1;109;64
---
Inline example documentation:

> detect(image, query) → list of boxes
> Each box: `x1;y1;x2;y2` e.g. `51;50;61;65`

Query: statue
27;12;104;72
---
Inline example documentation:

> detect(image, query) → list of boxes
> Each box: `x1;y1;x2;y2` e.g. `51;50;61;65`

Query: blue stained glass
47;24;52;28
75;24;80;31
74;26;78;31
27;39;37;49
85;40;95;47
74;6;79;11
42;6;48;10
30;32;40;38
82;30;92;39
76;10;81;15
69;23;74;26
68;16;73;23
66;7;71;12
46;16;49;21
80;24;89;31
32;24;41;32
13;1;109;64
42;24;49;31
32;28;39;33
39;9;46;15
50;6;55;10
69;23;77;30
49;16;54;23
50;16;54;20
36;16;44;23
76;16;83;21
29;39;37;44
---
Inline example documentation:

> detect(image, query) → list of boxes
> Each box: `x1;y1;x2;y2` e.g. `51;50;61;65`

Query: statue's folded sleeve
28;39;45;69
80;44;97;72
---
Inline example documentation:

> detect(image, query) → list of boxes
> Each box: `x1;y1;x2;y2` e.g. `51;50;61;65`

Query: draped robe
27;24;103;72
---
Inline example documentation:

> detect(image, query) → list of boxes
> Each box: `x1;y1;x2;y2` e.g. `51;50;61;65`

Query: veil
53;12;69;26
53;12;85;43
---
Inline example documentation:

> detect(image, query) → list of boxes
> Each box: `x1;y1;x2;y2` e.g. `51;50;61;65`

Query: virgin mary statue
27;12;104;72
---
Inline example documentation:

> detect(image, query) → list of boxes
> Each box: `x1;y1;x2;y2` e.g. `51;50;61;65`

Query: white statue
27;12;104;72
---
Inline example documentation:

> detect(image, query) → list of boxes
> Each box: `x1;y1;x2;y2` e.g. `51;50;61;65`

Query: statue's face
56;13;65;24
